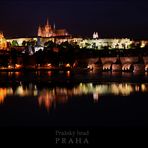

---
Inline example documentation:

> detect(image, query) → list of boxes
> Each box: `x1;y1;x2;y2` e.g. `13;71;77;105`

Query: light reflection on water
0;83;148;111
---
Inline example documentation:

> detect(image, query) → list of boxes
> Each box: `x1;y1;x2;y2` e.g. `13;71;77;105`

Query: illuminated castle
0;32;7;49
38;19;69;37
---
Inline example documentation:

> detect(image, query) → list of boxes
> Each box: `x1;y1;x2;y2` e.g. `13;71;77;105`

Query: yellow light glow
38;90;54;111
8;65;12;69
140;41;146;48
15;64;22;69
66;63;70;67
0;88;7;104
141;84;147;92
135;85;140;92
0;32;7;49
66;71;71;77
15;72;21;76
47;64;52;67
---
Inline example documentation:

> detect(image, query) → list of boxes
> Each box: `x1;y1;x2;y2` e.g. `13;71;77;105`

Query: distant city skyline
0;0;148;39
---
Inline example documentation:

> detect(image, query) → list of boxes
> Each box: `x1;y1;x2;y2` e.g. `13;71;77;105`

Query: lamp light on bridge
66;63;71;68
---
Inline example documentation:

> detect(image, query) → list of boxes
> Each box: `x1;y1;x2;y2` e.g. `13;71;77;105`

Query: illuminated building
4;22;148;50
93;32;99;39
6;37;135;50
140;40;148;48
78;38;133;49
0;32;7;49
38;19;69;37
7;37;36;46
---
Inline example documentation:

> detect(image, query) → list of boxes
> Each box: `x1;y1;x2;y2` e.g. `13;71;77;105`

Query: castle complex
38;19;69;37
1;18;148;50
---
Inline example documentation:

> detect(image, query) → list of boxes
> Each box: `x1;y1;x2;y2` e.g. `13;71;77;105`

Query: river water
0;71;148;127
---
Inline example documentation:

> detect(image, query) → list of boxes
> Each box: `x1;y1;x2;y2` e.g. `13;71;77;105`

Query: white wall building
6;36;147;50
78;38;133;49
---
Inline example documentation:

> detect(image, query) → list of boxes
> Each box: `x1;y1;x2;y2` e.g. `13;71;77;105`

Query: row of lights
88;64;148;72
5;63;72;69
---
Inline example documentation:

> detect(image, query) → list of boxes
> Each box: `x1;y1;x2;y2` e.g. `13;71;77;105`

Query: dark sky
0;0;148;39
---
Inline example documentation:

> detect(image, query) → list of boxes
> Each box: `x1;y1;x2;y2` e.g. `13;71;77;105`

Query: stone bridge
78;56;148;72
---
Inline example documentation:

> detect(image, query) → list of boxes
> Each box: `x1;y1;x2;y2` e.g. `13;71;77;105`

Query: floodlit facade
0;32;7;49
93;32;99;39
7;37;36;46
141;40;148;48
38;19;69;37
6;36;147;50
78;38;133;49
3;24;148;50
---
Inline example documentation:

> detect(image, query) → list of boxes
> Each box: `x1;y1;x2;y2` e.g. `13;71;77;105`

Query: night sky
0;0;148;39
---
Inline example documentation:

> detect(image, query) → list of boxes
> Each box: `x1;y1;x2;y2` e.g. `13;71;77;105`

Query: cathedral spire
46;18;49;26
38;25;42;37
53;22;56;30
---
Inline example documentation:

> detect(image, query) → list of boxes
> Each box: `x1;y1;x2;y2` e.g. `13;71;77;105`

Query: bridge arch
122;63;133;72
103;63;112;71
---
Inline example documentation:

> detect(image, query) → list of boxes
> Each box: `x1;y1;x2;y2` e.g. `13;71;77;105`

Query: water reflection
0;83;148;111
0;88;8;104
93;92;99;102
38;89;55;111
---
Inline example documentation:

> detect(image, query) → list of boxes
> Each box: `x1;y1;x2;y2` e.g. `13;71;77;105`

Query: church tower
53;22;56;30
38;26;42;37
45;18;52;37
93;32;99;39
37;18;69;37
46;18;49;26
